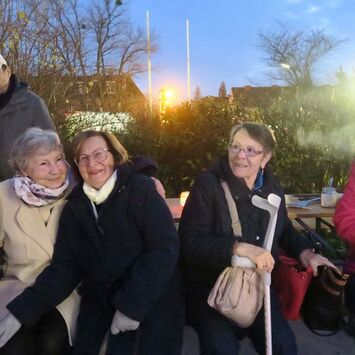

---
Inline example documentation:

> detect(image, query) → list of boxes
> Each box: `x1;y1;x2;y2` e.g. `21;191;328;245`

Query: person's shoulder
194;170;219;187
0;179;13;192
129;172;155;190
0;179;18;202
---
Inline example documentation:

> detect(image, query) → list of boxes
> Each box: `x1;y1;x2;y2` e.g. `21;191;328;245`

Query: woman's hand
0;312;21;347
233;242;275;273
299;249;338;276
110;309;140;335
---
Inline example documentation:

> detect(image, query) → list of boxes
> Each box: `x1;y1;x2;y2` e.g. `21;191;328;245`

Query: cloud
283;11;300;19
307;5;320;14
326;0;343;9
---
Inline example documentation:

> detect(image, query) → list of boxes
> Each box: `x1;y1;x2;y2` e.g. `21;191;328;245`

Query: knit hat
0;54;7;66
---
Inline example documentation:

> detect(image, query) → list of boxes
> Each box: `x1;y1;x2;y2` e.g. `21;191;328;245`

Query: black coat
179;156;313;297
8;163;183;354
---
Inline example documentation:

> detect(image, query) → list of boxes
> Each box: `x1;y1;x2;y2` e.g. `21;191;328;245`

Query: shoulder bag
207;180;264;328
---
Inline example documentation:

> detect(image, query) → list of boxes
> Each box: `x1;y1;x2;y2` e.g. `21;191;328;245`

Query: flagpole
186;19;191;101
146;10;153;115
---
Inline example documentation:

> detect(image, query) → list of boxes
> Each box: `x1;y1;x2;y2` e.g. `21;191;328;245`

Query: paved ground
182;319;355;355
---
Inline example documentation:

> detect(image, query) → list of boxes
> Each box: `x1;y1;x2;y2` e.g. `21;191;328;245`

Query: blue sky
127;0;355;100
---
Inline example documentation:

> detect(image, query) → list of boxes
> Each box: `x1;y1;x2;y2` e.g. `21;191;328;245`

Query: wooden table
166;198;337;255
166;198;335;222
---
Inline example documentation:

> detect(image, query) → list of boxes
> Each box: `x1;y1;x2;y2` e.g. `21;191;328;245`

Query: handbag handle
220;180;242;237
220;180;256;269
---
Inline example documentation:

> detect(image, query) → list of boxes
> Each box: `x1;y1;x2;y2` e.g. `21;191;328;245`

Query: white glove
110;309;140;335
0;312;21;348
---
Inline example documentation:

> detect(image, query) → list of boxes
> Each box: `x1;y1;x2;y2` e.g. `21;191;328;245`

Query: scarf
83;170;117;205
13;175;69;207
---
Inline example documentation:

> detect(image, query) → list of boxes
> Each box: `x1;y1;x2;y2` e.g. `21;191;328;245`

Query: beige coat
0;180;80;345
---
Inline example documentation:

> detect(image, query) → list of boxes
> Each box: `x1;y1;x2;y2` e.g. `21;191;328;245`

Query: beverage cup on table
321;187;337;208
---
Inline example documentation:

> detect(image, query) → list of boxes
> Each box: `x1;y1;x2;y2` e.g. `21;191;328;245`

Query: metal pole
146;11;153;115
186;19;191;101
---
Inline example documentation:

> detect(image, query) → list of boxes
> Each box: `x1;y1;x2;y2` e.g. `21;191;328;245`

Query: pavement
181;319;355;355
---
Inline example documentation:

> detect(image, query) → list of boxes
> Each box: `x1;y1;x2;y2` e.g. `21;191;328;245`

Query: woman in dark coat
0;130;184;355
179;122;334;355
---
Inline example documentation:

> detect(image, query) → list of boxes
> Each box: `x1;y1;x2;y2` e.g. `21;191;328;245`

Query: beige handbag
207;181;264;328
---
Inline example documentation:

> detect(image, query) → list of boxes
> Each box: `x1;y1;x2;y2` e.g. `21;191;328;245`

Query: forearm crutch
232;193;281;355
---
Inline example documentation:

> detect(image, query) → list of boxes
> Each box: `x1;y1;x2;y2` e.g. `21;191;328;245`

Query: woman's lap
187;290;297;355
0;308;70;355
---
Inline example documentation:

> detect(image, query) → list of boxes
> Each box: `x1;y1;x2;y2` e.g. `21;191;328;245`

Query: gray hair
10;127;62;173
229;122;276;154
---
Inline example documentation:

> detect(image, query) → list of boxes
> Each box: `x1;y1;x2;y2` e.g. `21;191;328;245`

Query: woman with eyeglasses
0;130;184;355
0;127;80;355
179;122;334;355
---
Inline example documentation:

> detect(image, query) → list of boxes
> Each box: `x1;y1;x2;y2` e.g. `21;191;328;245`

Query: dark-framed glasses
228;144;263;157
75;148;110;166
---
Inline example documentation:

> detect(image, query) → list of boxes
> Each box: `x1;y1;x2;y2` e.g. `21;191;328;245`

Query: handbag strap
220;180;242;237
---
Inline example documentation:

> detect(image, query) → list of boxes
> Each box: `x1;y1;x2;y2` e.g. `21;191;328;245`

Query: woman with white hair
0;127;80;355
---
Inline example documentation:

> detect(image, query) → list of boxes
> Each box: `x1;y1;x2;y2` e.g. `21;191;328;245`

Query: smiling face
77;136;115;190
21;148;68;189
228;128;272;189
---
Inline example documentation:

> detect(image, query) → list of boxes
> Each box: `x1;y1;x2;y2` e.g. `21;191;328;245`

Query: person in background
0;54;55;180
333;163;355;336
0;128;80;355
0;130;184;355
179;122;334;355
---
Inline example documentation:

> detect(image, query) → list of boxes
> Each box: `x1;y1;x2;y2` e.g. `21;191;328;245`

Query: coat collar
15;199;65;258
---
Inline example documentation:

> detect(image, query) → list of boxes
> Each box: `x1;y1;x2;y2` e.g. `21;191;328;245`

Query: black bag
301;266;349;336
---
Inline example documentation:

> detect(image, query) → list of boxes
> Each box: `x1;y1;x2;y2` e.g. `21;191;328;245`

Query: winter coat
333;162;355;273
8;163;182;354
0;180;80;345
0;74;54;180
179;156;313;300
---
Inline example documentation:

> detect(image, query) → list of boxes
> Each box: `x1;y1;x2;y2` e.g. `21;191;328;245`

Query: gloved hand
110;309;140;335
0;312;21;347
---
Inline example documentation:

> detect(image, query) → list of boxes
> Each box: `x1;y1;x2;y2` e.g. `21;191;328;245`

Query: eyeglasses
75;148;110;166
228;144;263;157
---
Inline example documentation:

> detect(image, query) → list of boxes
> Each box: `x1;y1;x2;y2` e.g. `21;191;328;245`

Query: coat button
256;236;260;240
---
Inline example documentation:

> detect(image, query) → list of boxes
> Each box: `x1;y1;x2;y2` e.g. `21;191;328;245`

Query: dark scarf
0;74;17;111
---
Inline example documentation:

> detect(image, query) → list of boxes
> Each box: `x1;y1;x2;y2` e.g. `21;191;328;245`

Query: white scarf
83;170;117;205
12;175;69;207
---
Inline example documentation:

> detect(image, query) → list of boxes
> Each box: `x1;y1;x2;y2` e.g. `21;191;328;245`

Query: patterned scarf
83;170;117;205
12;175;70;207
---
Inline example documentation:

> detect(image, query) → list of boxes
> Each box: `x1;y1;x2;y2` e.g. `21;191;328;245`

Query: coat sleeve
110;177;179;322
7;207;82;327
277;195;313;258
333;163;355;246
178;173;239;271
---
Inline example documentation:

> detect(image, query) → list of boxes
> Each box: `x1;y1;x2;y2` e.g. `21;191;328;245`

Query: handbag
272;252;313;320
301;266;349;335
207;180;264;328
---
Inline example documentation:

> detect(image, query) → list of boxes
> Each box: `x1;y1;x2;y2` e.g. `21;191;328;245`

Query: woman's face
228;128;271;189
77;136;115;190
21;148;68;189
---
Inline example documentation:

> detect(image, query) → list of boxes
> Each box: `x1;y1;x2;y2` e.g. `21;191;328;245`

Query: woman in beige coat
0;127;80;355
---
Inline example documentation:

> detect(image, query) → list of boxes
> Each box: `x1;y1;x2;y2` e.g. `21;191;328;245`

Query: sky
127;0;355;101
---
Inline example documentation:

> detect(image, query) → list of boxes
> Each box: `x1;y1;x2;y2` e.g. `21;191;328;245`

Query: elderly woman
179;122;334;355
0;130;184;355
0;127;80;355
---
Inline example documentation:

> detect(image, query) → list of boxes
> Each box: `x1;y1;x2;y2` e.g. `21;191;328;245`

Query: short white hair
10;127;62;173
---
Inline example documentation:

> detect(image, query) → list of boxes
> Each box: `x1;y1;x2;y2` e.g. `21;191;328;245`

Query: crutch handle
231;255;256;268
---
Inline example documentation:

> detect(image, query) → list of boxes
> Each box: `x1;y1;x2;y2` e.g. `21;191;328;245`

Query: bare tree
0;0;153;123
258;23;343;87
